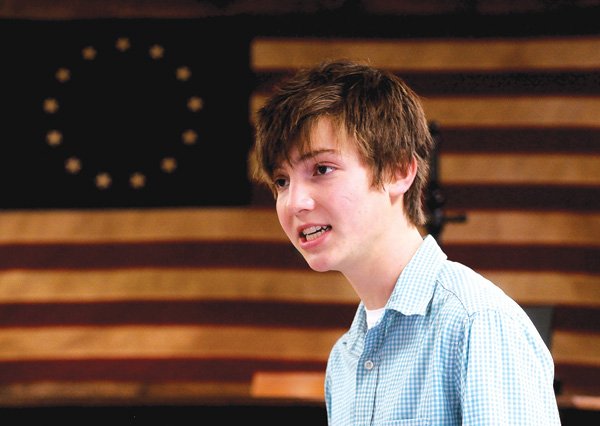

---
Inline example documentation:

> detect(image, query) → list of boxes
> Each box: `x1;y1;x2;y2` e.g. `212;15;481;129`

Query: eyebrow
272;148;341;176
294;148;340;164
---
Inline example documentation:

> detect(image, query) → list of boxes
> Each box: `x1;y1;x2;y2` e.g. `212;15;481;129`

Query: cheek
275;199;293;235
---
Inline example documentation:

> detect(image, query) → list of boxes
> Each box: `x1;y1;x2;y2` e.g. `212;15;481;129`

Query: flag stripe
0;242;597;273
251;37;600;72
430;127;600;153
445;244;599;273
440;153;600;185
253;184;600;211
0;326;596;366
0;209;596;244
252;93;600;128
0;381;254;404
482;271;600;308
441;185;600;211
2;269;597;307
0;208;286;244
257;71;600;97
441;211;600;245
3;366;597;406
0;325;340;361
0;269;356;304
0;241;303;270
0;358;326;383
0;301;596;332
554;365;600;396
0;300;356;329
552;331;600;366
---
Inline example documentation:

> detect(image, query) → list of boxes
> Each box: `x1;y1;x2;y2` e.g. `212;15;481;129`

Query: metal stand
424;122;467;243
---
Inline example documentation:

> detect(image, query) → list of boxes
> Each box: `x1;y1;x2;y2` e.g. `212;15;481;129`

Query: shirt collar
385;235;447;316
343;235;447;355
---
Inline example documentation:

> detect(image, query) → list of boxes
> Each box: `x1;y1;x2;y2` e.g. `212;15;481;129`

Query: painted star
182;129;198;145
82;46;97;60
95;172;112;189
187;96;204;112
161;157;177;173
149;44;165;60
116;37;131;52
43;98;59;114
176;66;192;81
65;157;82;174
46;130;63;146
129;172;146;189
55;67;71;83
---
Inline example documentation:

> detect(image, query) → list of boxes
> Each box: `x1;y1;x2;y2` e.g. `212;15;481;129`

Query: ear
386;156;418;198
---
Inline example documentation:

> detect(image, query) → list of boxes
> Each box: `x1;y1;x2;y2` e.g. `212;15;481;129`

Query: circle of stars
44;36;204;191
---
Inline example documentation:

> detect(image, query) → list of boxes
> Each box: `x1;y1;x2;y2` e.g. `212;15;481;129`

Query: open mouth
300;225;332;242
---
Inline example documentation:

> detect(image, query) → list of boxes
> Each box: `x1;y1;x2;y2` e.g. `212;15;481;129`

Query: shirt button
364;360;374;370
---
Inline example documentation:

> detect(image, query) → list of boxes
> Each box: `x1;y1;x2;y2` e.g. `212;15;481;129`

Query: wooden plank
0;208;286;244
441;185;599;212
252;183;600;211
441;153;600;185
482;271;600;307
0;325;340;361
0;208;596;246
251;93;600;128
556;394;600;411
423;96;600;128
0;381;251;406
553;331;600;367
442;211;600;246
0;269;354;304
252;37;600;72
1;269;597;307
251;371;324;400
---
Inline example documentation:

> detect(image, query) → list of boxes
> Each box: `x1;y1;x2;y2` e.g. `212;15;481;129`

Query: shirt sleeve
458;309;561;425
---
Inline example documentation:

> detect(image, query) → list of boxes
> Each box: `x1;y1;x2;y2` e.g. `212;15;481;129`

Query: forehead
291;117;351;159
268;116;359;176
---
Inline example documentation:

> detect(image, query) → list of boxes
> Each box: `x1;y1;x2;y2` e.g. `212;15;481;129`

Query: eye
315;164;334;176
273;176;289;190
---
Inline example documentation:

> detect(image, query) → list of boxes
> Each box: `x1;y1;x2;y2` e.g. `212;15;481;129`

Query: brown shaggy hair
253;59;433;226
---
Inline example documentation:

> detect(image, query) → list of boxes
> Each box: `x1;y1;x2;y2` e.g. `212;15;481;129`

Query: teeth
302;226;322;235
302;225;330;241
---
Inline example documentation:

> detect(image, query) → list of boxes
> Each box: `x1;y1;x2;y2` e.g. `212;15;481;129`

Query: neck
344;225;424;310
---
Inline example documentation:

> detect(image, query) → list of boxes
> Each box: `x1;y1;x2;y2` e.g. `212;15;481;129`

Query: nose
286;180;315;214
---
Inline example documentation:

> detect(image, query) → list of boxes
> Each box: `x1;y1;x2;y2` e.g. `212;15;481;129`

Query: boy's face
272;117;398;275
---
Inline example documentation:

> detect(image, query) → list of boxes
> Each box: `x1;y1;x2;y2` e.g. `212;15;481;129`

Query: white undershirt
365;306;386;329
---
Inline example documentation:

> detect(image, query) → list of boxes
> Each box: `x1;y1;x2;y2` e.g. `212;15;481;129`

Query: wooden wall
0;0;598;412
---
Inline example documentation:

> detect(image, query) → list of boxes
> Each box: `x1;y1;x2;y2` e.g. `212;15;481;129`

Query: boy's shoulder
434;260;525;322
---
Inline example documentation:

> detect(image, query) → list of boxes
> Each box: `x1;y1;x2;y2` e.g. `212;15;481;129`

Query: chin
304;257;333;273
308;264;331;273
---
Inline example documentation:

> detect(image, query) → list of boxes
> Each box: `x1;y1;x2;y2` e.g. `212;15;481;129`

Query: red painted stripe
553;307;600;333
403;72;600;96
0;242;596;272
252;184;600;211
436;127;600;154
0;357;593;386
0;300;356;328
0;241;307;270
555;364;600;395
1;301;596;332
445;244;599;273
257;72;600;97
442;184;600;212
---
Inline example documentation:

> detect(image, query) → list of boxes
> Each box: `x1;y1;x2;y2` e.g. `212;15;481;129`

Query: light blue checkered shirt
325;235;560;425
